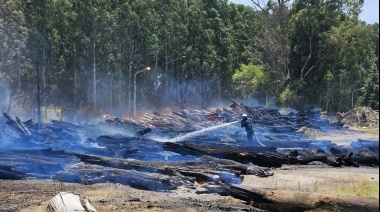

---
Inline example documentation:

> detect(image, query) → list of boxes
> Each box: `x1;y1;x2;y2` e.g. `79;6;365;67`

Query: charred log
222;184;379;212
0;148;77;179
73;153;247;184
55;163;193;191
16;116;32;135
136;127;152;136
3;113;31;135
162;142;285;167
352;149;379;166
0;169;23;180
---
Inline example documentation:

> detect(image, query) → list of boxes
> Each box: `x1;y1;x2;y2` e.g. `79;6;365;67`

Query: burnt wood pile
1;101;379;210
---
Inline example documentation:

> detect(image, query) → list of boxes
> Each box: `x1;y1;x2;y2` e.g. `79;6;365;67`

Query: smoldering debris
0;101;378;193
337;107;379;127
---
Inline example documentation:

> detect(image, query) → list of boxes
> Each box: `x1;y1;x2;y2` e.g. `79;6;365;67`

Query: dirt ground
0;128;378;212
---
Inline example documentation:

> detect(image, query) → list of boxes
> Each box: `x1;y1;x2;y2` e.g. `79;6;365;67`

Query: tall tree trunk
278;0;289;78
37;62;41;123
326;84;330;112
117;42;123;110
109;74;113;114
75;68;77;106
73;43;77;108
93;41;97;108
17;47;21;92
42;46;46;106
128;61;132;113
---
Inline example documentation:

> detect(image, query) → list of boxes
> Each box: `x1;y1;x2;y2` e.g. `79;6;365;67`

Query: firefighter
241;114;254;142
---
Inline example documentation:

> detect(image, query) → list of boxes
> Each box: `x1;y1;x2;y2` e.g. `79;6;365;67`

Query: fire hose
250;118;266;147
252;127;266;147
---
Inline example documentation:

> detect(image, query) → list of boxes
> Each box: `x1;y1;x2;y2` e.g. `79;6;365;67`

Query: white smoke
0;78;11;112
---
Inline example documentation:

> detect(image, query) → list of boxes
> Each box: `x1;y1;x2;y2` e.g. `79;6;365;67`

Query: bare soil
0;128;378;212
0;180;253;212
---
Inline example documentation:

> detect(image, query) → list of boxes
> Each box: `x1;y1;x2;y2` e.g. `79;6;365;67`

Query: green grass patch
336;178;379;198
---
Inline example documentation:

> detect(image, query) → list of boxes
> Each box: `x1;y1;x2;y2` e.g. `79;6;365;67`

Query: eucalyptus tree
183;0;218;109
17;0;55;119
357;23;379;110
203;0;259;102
322;19;373;111
288;0;372;110
227;3;262;100
46;0;83;108
110;0;151;114
144;0;190;109
233;0;292;106
0;0;28;112
248;0;291;81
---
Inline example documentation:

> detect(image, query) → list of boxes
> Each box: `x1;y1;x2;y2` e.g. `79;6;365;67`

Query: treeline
0;0;378;119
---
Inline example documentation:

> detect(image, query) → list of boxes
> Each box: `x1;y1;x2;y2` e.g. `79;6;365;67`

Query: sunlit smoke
0;79;11;112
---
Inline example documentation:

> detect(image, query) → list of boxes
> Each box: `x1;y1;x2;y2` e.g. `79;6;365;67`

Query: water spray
168;121;239;142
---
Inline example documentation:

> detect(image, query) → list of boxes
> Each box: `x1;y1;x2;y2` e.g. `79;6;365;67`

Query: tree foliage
0;0;377;119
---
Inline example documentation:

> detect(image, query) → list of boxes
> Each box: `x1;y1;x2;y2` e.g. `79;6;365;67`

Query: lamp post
168;55;186;65
165;56;186;78
134;67;151;118
351;87;365;109
163;55;186;95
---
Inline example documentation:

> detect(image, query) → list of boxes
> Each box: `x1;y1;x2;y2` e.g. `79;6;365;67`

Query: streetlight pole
168;55;186;65
134;67;151;119
163;55;186;95
351;87;365;109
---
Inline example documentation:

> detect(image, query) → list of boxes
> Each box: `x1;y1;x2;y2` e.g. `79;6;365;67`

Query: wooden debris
163;142;286;168
46;192;97;212
72;153;245;185
3;113;31;135
136;127;152;136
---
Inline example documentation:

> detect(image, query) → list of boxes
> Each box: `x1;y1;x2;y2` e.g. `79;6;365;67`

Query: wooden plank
47;192;89;212
16;116;32;135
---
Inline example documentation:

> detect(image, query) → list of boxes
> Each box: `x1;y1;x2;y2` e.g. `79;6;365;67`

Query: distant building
41;106;62;123
40;106;92;123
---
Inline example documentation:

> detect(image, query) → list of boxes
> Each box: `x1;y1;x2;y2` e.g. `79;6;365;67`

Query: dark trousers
246;130;254;142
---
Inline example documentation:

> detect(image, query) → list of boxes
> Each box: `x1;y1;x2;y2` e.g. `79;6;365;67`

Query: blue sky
229;0;379;24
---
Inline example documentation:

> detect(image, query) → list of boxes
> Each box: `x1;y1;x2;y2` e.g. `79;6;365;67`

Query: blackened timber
222;184;379;212
3;113;30;135
16;116;31;135
56;163;192;191
0;169;23;180
351;149;379;166
163;143;378;167
136;128;152;136
162;142;286;167
0;148;77;179
73;153;249;184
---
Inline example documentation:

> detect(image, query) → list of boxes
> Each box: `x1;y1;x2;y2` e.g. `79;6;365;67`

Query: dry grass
335;177;379;198
349;127;379;135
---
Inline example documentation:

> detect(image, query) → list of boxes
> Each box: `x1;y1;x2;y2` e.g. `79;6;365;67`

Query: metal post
351;87;365;109
133;67;151;119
